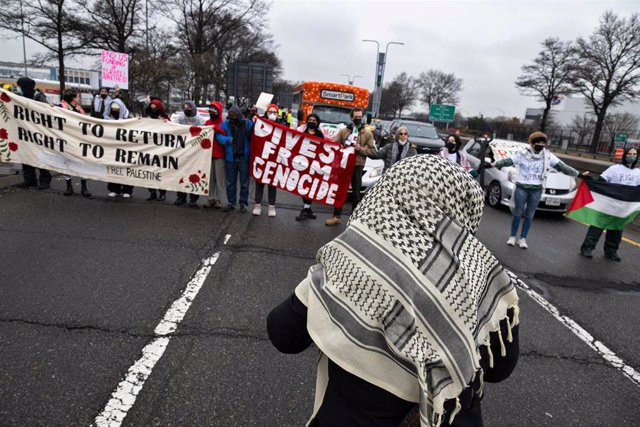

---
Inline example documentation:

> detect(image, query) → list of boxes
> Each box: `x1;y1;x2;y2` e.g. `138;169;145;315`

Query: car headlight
570;178;577;191
369;166;384;178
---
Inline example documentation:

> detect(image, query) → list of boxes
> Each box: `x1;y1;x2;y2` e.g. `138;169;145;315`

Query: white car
462;138;578;212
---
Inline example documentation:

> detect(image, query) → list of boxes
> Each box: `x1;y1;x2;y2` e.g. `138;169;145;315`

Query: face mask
267;113;277;120
100;93;108;99
209;112;218;121
184;109;194;117
446;142;457;152
533;144;544;153
149;109;160;119
110;110;120;120
353;118;362;127
307;122;318;130
626;155;637;164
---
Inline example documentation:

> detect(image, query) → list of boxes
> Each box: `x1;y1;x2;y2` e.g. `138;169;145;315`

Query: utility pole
362;40;404;118
19;0;28;76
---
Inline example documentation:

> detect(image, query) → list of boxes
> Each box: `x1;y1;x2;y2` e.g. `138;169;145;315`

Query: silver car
462;138;578;212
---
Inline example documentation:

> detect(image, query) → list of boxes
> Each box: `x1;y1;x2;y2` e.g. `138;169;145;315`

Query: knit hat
528;131;547;144
266;103;279;113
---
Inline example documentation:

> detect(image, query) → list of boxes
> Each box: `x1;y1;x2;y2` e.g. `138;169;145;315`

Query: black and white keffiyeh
295;155;521;426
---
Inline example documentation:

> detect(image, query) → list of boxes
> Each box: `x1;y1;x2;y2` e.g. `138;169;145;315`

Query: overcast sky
267;0;639;117
1;0;637;118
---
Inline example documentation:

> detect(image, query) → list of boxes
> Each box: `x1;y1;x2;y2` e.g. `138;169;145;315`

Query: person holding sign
492;131;584;249
325;107;375;226
58;89;91;198
203;101;227;209
295;113;328;221
145;99;169;202
217;105;254;213
252;104;283;217
174;101;206;207
105;99;135;199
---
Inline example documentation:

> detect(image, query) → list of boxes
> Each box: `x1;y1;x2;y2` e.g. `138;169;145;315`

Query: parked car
383;119;444;154
462;138;578;212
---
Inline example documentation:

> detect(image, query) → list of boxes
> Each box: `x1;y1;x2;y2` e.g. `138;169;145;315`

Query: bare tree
569;114;596;146
603;112;640;139
379;72;417;118
0;0;84;91
515;38;578;132
75;0;144;54
574;11;640;153
417;69;463;107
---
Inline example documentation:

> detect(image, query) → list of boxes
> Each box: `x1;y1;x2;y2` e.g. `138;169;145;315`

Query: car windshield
312;105;353;124
403;123;439;138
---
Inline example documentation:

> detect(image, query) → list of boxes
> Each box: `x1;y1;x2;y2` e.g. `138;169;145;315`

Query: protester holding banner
58;89;91;198
295;113;328;221
253;104;282;217
91;88;111;119
15;77;52;190
106;99;134;198
325;107;375;226
267;155;521;427
493;131;584;249
358;126;417;173
174;101;206;207
145;99;169;202
577;147;639;261
203;101;227;209
217;105;253;213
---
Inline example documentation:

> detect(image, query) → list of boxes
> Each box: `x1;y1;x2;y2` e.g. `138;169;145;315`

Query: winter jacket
366;141;418;172
175;100;205;126
438;147;472;171
105;98;129;120
334;125;375;167
215;105;254;162
205;101;226;159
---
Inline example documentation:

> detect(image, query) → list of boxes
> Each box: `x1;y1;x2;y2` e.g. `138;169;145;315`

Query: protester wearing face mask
325;107;375;226
579;147;639;261
58;89;91;197
493;131;587;249
438;134;472;171
92;88;111;118
252;104;283;216
215;105;254;213
173;100;206;207
360;126;417;173
15;77;52;190
295;113;328;221
105;99;135;198
203;101;228;209
145;99;169;201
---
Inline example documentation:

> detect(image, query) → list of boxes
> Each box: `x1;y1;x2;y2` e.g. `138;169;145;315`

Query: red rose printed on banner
0;129;7;140
200;138;212;149
188;126;214;148
8;142;18;151
0;129;15;161
189;126;202;137
181;170;209;194
0;92;11;122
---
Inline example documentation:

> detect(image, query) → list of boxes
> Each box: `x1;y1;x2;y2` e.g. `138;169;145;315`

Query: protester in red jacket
203;101;228;209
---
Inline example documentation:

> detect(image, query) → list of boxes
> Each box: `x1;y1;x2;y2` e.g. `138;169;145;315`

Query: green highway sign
614;134;628;142
429;104;456;123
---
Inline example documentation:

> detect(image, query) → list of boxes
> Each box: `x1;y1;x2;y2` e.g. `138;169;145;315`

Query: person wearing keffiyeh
268;155;522;427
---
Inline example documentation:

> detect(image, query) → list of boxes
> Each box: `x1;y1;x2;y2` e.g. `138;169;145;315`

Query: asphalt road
0;176;638;426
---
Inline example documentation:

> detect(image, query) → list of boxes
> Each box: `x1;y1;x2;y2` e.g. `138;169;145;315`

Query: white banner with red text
0;89;213;195
251;117;356;208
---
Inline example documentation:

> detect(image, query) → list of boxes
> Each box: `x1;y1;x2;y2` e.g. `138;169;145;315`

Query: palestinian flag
566;180;640;230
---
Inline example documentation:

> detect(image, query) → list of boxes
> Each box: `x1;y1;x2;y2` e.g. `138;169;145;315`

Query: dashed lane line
93;250;222;426
516;278;640;387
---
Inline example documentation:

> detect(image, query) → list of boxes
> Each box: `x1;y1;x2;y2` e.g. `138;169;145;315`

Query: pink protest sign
101;50;129;90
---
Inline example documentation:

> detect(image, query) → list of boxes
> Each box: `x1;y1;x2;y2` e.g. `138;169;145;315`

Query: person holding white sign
493;131;583;249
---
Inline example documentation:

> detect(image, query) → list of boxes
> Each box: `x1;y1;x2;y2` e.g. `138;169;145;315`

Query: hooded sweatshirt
105;98;130;120
175;100;205;126
148;99;169;119
205;101;226;159
216;105;254;162
17;77;48;103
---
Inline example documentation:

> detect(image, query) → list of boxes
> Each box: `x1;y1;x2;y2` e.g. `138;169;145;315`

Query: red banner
251;118;356;208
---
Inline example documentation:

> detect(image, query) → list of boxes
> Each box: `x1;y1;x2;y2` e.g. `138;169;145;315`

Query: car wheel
488;181;502;209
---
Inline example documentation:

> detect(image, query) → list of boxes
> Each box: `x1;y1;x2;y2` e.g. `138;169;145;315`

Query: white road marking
93;253;221;427
224;234;231;245
516;280;640;387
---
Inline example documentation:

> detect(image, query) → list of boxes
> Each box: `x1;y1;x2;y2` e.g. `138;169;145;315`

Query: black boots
64;180;73;196
296;208;317;221
80;180;91;197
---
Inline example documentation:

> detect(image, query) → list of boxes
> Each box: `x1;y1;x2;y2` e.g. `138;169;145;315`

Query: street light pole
340;73;363;85
363;40;404;118
19;0;28;76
